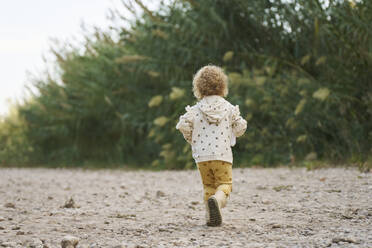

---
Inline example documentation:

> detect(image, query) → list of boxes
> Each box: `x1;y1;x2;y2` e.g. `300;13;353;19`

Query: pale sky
0;0;124;116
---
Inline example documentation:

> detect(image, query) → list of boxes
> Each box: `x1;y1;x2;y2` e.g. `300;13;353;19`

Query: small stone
273;185;293;192
61;235;79;248
158;227;170;232
24;238;43;248
0;216;5;222
16;231;25;235
256;185;267;190
271;223;282;229
11;226;20;230
62;197;78;208
299;228;314;236
1;241;17;247
4;203;15;208
0;226;4;230
325;189;341;193
47;196;53;200
156;191;165;197
341;214;353;219
115;213;136;219
332;237;359;244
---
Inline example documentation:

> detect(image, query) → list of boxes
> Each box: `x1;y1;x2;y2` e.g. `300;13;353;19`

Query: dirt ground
0;167;371;248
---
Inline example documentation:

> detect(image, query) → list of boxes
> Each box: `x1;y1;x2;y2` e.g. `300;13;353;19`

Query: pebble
4;203;15;209
61;235;79;248
332;237;360;244
0;241;17;247
24;238;43;248
62;197;78;208
156;191;165;197
271;223;282;229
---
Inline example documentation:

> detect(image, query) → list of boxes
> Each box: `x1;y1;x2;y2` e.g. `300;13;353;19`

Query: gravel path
0;167;371;248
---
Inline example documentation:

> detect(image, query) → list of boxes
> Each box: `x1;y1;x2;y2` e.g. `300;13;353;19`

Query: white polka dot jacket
176;95;247;164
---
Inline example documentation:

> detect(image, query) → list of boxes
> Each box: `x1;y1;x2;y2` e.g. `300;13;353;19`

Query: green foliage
1;0;372;168
0;105;33;165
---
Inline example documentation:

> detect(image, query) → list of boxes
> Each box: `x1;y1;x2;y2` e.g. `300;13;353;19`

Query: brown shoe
207;196;222;226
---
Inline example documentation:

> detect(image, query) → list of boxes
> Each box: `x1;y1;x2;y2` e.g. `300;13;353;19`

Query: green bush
1;0;371;168
0;105;33;165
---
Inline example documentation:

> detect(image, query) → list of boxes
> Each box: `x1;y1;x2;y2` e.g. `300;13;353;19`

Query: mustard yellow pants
197;160;233;202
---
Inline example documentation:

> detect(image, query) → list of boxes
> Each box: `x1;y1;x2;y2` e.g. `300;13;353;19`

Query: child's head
192;65;228;100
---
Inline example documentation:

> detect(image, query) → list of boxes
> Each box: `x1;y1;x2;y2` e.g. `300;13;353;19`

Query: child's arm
231;105;247;138
176;105;195;144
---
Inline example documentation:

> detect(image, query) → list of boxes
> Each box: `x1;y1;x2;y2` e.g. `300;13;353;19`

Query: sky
0;0;124;117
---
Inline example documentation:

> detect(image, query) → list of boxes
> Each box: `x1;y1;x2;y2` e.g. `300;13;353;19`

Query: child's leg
197;161;217;202
206;160;232;226
212;161;232;207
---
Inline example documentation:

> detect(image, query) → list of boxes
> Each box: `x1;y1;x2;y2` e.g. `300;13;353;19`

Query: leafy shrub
1;0;371;168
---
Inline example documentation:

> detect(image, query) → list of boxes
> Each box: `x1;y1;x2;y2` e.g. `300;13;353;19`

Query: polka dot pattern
191;106;234;163
176;95;247;164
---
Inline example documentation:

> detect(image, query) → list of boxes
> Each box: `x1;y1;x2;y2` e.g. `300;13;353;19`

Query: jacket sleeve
176;105;195;144
231;105;247;137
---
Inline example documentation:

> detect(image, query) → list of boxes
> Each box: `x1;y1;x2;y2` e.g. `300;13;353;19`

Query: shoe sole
207;196;222;226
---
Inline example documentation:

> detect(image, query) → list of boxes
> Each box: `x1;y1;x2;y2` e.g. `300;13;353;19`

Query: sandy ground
0;167;371;248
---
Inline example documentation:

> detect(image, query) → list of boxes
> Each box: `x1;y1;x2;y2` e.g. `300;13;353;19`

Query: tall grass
1;0;371;169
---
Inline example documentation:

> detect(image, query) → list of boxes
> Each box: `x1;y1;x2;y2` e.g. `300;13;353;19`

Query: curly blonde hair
192;65;228;100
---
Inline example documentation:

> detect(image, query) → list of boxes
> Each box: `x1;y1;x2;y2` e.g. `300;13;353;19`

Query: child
176;65;247;226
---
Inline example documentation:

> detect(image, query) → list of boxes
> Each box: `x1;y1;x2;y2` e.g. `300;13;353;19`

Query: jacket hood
197;95;229;124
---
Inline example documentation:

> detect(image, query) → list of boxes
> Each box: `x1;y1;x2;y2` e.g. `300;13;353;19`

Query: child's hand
176;105;195;144
231;105;247;138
